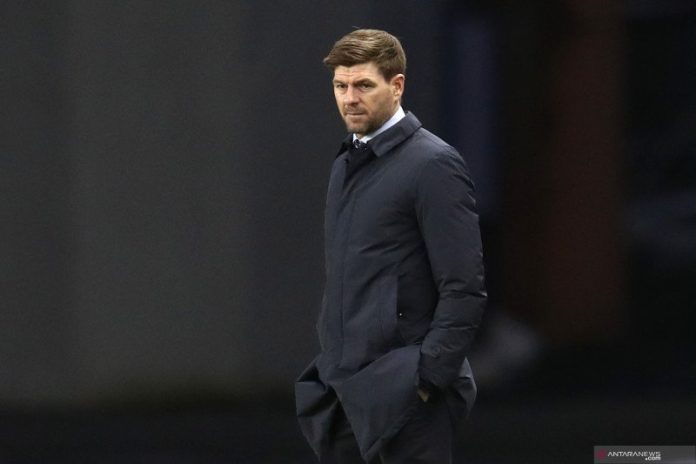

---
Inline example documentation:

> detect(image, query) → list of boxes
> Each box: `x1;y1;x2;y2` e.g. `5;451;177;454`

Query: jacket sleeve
414;149;487;391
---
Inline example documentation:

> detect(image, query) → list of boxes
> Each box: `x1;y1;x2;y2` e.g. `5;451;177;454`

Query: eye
334;82;347;90
359;82;374;90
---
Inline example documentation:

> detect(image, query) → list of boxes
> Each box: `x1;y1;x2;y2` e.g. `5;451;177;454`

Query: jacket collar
336;112;422;158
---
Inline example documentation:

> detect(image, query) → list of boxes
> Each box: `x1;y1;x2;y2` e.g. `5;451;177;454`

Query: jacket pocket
379;275;401;346
339;275;399;370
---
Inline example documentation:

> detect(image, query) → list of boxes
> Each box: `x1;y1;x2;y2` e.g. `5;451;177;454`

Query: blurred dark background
1;1;695;463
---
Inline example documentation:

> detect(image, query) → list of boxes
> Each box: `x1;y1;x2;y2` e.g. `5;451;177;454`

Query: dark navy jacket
295;112;486;461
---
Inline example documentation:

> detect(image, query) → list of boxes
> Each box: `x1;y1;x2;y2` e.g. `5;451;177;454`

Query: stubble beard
343;112;389;138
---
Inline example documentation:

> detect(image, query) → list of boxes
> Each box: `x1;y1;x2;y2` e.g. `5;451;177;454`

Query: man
296;29;486;463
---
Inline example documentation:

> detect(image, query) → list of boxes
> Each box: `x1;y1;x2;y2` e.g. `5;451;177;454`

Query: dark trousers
319;397;453;464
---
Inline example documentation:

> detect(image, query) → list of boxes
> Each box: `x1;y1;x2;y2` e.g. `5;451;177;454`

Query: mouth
344;106;365;114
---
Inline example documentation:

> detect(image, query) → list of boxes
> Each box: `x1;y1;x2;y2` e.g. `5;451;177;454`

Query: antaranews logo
595;446;695;464
595;448;661;461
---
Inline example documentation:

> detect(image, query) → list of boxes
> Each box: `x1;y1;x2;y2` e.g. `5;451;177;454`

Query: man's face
332;62;404;138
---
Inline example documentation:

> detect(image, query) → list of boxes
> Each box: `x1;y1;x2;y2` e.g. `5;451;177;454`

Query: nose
343;85;359;104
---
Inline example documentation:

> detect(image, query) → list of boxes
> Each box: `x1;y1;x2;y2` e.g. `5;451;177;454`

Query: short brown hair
323;29;406;80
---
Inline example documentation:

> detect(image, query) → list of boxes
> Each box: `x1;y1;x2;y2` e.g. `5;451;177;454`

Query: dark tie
352;139;367;151
346;139;371;181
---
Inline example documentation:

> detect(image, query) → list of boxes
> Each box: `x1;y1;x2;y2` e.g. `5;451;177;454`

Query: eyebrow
332;78;376;85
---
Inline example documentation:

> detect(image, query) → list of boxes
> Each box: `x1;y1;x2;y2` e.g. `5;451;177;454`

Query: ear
391;74;405;99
